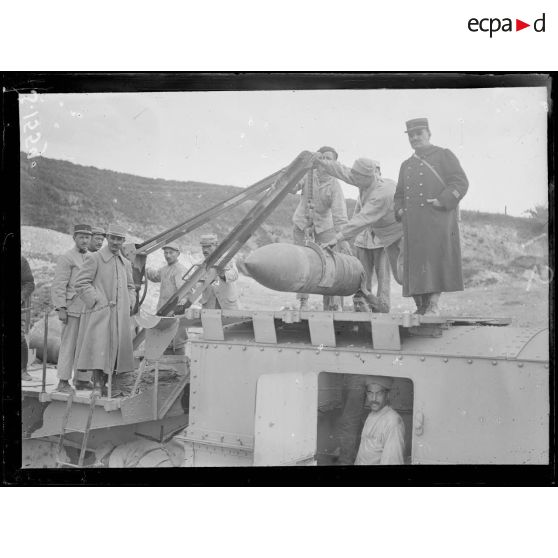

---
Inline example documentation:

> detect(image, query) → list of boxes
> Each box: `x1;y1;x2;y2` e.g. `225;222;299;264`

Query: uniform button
419;193;423;196
407;167;411;170
419;183;423;186
419;172;424;176
420;163;424;166
420;203;424;207
406;186;410;190
406;196;409;200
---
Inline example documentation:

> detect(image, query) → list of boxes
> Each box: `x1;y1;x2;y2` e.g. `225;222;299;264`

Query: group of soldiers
46;225;239;395
293;117;468;317
21;116;467;466
293;117;468;465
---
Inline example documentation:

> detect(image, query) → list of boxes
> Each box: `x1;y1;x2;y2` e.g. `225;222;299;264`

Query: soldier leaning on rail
394;118;468;315
145;241;189;355
291;145;350;311
315;155;403;313
51;224;93;393
198;234;240;310
21;255;35;382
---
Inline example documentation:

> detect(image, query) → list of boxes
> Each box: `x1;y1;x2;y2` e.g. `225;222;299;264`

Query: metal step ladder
55;392;97;468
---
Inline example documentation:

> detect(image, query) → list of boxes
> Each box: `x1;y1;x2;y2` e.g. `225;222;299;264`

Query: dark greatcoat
73;245;136;374
394;145;468;297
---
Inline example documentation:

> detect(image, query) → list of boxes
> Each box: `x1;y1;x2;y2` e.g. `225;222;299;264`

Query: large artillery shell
244;242;364;296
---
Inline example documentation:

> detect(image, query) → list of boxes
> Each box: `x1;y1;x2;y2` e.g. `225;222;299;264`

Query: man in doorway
51;224;92;392
198;234;240;310
354;376;406;465
145;242;189;355
394;118;468;315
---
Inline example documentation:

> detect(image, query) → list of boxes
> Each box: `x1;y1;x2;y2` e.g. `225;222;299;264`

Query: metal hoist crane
126;151;316;349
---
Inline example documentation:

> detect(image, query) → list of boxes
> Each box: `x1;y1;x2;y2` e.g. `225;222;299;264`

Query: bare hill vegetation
21;154;549;328
20;153;301;255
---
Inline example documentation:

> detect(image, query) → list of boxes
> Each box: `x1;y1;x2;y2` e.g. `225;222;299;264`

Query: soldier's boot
21;369;33;382
91;370;104;397
100;372;109;397
54;379;74;394
413;295;425;314
74;370;94;391
323;295;342;312
74;380;94;390
423;293;441;316
374;296;390;314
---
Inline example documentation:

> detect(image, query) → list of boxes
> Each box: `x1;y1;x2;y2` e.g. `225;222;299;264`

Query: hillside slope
20;153;301;253
20;153;547;287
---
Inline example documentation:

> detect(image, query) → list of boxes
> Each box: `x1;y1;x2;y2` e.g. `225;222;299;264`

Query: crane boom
132;151;314;349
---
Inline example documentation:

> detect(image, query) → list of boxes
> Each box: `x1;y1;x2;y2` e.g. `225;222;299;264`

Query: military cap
91;226;106;236
106;223;126;239
364;375;394;391
73;224;92;235
162;242;180;252
351;158;378;177
317;145;338;160
405;118;430;133
200;234;219;246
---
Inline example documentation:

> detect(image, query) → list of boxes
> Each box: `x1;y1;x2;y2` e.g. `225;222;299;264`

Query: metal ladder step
56;392;97;468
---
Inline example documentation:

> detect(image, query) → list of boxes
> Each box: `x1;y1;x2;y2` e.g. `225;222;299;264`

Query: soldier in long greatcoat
51;224;92;393
73;223;136;395
394;118;469;315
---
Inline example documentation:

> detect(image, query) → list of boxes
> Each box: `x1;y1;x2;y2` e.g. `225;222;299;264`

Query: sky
19;87;549;216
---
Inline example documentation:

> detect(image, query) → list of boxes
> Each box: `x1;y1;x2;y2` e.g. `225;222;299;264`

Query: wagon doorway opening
317;372;414;466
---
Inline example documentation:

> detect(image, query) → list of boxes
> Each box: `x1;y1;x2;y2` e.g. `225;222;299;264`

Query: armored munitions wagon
177;309;549;466
20;151;549;468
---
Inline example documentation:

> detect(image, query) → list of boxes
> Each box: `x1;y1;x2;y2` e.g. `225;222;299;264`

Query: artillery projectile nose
245;242;364;296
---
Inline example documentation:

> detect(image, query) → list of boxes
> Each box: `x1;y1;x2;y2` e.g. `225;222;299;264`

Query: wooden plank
253;312;277;344
371;321;401;350
308;312;336;347
201;310;225;341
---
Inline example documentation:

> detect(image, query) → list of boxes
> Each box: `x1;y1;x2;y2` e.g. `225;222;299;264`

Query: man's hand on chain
320;238;337;250
338;240;352;255
57;308;68;324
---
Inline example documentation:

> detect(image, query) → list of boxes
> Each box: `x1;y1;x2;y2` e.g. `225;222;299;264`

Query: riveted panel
254;371;318;466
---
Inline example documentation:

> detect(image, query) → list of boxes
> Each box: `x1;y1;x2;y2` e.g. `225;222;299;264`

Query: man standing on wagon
394;118;469;315
73;224;136;396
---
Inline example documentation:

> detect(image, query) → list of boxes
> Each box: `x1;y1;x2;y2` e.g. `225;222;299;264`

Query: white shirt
355;405;406;465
